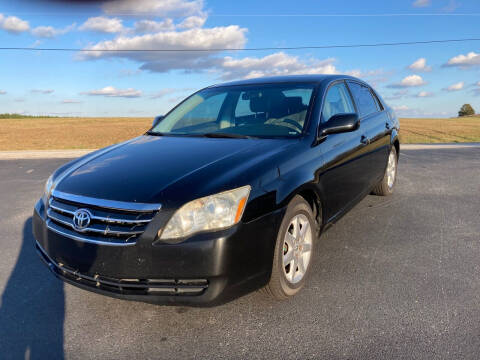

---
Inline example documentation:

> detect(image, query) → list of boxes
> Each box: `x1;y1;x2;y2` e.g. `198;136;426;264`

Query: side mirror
152;115;164;127
319;113;359;137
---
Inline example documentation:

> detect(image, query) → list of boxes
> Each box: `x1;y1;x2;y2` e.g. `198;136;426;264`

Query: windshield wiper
146;130;165;136
201;132;252;139
147;131;254;139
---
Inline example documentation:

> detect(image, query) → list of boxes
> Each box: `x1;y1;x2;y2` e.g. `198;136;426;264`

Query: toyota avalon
33;75;400;305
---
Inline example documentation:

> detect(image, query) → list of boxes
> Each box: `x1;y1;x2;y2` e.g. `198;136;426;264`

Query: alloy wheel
282;214;313;284
387;150;397;189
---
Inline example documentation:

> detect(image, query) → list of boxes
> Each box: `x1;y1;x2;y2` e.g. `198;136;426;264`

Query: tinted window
347;82;379;118
322;82;355;122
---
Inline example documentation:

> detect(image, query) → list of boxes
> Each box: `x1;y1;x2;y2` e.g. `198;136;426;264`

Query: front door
317;81;368;221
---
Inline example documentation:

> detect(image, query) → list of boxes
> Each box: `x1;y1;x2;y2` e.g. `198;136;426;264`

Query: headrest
249;95;269;113
285;97;306;113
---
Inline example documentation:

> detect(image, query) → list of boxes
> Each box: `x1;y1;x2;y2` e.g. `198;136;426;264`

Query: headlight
42;174;54;205
160;185;251;240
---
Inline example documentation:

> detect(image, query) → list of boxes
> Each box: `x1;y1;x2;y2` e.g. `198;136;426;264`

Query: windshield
150;83;315;138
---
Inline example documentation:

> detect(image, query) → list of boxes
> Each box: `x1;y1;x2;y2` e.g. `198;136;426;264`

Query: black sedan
33;74;399;305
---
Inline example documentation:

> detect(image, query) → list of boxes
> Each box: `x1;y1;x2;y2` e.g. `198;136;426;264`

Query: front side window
321;82;355;122
347;82;379;118
151;84;315;138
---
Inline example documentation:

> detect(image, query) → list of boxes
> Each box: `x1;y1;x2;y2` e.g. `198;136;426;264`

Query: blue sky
1;0;480;117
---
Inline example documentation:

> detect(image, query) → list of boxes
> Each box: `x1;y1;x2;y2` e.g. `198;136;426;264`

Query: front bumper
33;199;284;306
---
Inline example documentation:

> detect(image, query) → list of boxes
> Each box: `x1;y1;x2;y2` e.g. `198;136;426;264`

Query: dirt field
1;116;479;150
399;117;480;144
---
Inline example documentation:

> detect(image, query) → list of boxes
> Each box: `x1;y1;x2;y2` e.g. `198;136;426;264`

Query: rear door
346;81;390;187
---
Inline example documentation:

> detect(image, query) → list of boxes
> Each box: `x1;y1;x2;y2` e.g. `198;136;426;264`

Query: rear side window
321;82;355;122
347;82;379;118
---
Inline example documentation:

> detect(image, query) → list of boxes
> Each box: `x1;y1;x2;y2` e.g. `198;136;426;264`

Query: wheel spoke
285;232;296;248
294;216;300;239
289;257;297;281
302;242;312;253
297;256;306;274
283;250;294;266
299;221;310;242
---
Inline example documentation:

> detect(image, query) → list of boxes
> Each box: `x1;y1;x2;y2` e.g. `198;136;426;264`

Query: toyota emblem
73;209;92;231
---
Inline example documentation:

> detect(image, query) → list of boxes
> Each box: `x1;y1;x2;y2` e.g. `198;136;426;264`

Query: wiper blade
146;130;165;136
202;132;252;139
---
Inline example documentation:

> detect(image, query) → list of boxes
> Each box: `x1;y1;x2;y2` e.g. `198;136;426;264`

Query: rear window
347;82;379;118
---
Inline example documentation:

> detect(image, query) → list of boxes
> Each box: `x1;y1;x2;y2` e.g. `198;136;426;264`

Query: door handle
385;122;391;130
360;135;369;145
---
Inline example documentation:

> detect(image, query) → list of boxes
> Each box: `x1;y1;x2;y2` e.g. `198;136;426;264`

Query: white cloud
178;15;207;29
393;105;410;111
416;91;433;97
408;58;432;72
102;0;204;17
220;53;337;80
388;75;427;88
81;26;247;73
413;0;431;7
31;89;54;94
0;90;6;95
445;52;480;68
81;86;142;98
345;68;390;87
62;99;82;104
79;17;124;33
443;0;460;12
32;23;75;38
0;14;30;34
134;19;175;33
444;81;464;91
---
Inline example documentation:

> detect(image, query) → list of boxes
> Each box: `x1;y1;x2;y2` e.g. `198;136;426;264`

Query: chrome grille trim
47;209;145;236
51;189;161;212
48;202;151;225
46;191;161;246
46;220;137;247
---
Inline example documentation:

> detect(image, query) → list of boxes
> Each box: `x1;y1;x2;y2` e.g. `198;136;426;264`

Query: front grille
46;190;161;246
36;242;208;296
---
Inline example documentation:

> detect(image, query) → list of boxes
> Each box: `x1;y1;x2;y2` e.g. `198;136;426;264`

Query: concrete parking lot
0;147;479;359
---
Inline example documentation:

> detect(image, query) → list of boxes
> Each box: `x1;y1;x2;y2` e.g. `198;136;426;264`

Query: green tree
458;104;475;117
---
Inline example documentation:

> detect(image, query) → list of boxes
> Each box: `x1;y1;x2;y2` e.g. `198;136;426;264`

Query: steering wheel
281;118;303;133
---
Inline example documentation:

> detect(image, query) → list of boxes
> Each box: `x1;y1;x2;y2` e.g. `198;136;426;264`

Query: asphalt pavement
0;147;479;359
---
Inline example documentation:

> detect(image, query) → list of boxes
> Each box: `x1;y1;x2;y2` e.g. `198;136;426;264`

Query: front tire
264;195;316;300
372;146;398;196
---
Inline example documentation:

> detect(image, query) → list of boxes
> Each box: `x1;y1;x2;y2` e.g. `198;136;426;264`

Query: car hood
54;135;293;205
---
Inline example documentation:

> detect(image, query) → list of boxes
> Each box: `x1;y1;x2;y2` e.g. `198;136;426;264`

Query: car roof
209;74;361;88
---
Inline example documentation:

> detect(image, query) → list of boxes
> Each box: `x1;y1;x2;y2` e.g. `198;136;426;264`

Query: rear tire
372;146;398;196
264;195;317;300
